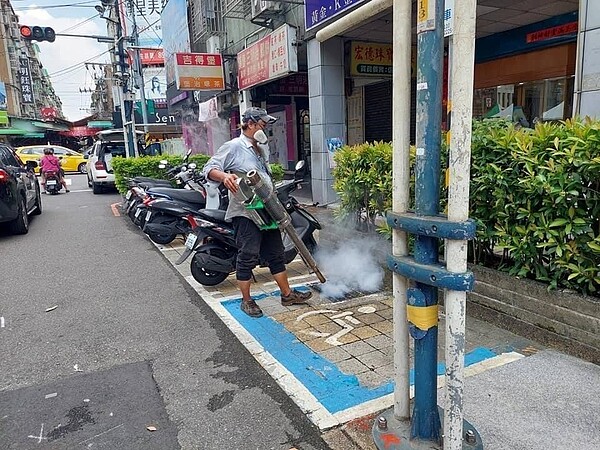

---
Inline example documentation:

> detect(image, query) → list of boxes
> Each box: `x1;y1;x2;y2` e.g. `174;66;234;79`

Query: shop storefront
473;12;578;124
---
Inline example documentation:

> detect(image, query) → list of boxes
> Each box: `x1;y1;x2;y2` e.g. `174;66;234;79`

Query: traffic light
19;25;56;43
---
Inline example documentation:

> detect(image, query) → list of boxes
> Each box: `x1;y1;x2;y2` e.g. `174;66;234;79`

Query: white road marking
296;310;336;322
28;423;47;443
1;316;4;328
44;392;57;399
327;318;356;346
77;423;124;445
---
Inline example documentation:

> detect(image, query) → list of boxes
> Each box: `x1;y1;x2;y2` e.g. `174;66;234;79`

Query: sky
16;0;116;122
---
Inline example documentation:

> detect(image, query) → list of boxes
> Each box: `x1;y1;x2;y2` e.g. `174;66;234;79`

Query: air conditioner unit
251;0;281;20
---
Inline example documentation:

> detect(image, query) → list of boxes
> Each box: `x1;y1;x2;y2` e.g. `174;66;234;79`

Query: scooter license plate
184;233;198;250
145;210;152;222
134;207;143;219
46;180;57;186
125;190;132;200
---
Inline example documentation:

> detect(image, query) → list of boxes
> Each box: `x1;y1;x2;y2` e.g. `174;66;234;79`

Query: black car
0;143;42;234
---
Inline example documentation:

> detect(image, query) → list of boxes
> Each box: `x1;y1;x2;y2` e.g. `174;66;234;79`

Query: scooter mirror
294;160;307;180
188;163;197;169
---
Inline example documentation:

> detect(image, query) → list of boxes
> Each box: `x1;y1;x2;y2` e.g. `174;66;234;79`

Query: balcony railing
223;0;250;19
190;0;226;47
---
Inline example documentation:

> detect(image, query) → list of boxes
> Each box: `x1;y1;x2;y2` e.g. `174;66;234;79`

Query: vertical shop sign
304;0;368;32
0;81;6;110
19;57;34;104
237;24;298;90
444;0;454;37
161;0;191;85
0;81;7;125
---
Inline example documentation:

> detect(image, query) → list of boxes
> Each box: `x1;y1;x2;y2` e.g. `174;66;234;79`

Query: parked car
16;145;87;174
0;144;42;234
86;129;144;194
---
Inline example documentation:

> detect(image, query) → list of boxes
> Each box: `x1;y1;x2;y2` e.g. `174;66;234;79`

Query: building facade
165;1;591;204
0;0;66;142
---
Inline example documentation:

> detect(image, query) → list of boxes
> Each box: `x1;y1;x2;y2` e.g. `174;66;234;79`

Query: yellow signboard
350;41;393;77
350;42;418;78
417;0;436;33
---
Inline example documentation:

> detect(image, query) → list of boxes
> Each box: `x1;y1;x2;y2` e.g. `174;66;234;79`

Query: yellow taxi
15;145;87;174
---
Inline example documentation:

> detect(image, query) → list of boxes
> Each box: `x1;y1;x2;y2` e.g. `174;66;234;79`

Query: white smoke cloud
315;235;386;299
18;7;110;121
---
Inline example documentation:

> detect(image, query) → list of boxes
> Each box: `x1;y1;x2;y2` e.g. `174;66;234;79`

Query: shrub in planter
471;117;600;295
331;119;599;297
332;141;393;231
332;139;449;233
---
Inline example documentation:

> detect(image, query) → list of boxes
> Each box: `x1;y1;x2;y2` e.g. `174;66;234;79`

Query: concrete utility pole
373;1;480;448
128;0;150;135
107;0;137;157
444;0;477;448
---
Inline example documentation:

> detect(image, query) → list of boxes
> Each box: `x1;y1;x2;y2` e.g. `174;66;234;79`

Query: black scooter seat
149;200;193;216
133;176;171;185
197;209;229;224
148;187;205;205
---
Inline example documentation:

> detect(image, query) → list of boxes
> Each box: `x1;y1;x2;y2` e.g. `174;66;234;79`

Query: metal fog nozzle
246;170;326;283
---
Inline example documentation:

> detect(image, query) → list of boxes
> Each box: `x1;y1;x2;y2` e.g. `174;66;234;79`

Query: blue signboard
304;0;368;32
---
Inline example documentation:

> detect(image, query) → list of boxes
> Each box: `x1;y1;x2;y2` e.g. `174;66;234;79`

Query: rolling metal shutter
364;80;416;143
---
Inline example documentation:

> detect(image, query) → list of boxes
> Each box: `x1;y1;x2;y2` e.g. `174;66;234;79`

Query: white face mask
253;129;268;145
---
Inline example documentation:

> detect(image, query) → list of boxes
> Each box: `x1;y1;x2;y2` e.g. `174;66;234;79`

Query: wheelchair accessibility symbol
296;305;378;346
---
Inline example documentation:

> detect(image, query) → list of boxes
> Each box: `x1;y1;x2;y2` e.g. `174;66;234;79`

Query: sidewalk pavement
151;188;600;450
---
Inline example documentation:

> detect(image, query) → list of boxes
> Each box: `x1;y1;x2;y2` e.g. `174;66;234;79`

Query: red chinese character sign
237;24;299;90
174;53;225;91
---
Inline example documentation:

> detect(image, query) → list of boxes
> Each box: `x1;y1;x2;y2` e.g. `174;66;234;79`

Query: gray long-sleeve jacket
203;133;272;221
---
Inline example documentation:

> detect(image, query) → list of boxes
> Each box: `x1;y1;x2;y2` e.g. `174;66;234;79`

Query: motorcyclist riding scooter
40;148;69;194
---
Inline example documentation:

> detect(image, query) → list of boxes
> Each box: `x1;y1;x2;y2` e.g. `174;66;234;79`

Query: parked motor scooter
141;174;229;244
122;149;193;215
175;161;321;286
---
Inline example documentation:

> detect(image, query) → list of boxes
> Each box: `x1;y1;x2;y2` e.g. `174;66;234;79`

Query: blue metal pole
411;0;444;442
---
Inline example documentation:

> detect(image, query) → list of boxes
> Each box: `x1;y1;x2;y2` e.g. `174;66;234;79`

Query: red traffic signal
19;25;56;43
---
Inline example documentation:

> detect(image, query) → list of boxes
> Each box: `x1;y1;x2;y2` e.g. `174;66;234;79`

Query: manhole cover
308;282;378;302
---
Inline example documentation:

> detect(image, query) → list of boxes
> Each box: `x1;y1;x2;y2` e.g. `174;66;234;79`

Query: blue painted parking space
223;292;497;415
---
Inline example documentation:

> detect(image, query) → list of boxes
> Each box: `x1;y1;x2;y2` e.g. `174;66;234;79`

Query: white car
86;130;143;194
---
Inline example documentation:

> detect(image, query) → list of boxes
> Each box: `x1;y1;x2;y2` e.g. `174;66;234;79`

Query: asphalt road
0;175;328;450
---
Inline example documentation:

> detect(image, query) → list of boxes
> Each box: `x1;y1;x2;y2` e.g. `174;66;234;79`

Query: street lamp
94;5;119;25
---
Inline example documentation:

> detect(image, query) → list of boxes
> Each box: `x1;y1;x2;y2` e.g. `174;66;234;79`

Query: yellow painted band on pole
407;305;439;330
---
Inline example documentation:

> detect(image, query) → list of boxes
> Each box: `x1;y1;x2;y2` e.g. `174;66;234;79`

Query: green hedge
111;154;210;194
332;118;600;296
111;154;285;195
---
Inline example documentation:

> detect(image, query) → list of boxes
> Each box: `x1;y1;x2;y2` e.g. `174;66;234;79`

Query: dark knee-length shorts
232;216;286;281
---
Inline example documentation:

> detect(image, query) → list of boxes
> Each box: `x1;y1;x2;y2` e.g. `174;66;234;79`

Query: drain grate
308;282;377;303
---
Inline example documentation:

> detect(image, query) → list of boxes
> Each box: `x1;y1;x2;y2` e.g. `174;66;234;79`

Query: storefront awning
59;126;103;137
30;121;69;132
0;128;29;135
88;120;113;128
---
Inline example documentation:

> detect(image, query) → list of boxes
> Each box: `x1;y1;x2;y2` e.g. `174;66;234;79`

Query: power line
13;1;98;11
48;47;113;78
